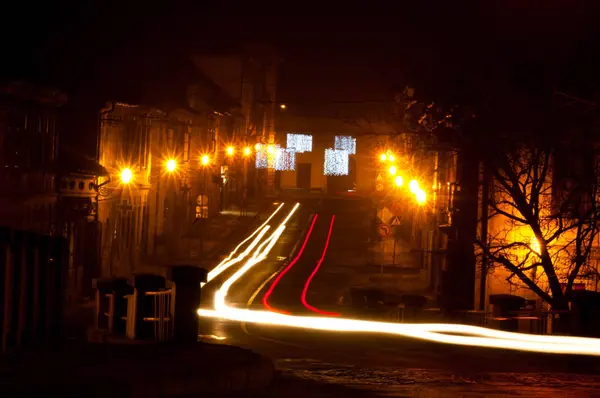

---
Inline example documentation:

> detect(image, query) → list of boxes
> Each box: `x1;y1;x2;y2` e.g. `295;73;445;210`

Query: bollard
169;266;207;344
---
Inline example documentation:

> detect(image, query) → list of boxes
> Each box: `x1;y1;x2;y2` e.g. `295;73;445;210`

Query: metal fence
0;227;67;353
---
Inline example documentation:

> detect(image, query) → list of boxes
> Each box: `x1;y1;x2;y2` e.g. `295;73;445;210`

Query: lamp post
242;146;251;216
200;154;210;259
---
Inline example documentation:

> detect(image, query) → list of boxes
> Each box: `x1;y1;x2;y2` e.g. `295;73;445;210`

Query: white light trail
199;204;600;357
214;203;300;312
203;202;285;286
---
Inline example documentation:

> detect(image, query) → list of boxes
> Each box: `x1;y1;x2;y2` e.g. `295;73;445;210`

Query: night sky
2;2;600;119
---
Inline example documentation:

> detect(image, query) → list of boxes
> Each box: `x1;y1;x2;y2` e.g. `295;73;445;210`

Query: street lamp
243;147;251;157
267;144;275;154
201;154;210;166
166;159;177;173
120;168;133;184
226;146;235;156
415;188;426;205
379;153;387;162
280;104;286;110
388;154;395;162
255;143;262;151
388;165;397;176
394;175;404;187
409;179;419;194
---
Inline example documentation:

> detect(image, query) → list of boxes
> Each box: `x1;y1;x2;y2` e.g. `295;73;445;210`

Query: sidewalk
0;341;274;397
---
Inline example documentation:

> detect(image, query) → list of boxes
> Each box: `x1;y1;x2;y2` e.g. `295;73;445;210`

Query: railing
143;289;174;342
123;285;175;341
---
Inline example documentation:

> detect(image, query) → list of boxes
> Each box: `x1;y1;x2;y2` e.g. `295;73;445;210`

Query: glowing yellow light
166;159;177;172
120;168;133;184
201;155;210;166
243;147;251;156
267;144;275;154
388;154;395;162
531;237;541;255
255;143;262;151
280;104;286;109
415;188;426;204
394;176;404;187
226;146;235;156
389;165;397;176
379;153;387;162
409;179;419;193
198;203;600;357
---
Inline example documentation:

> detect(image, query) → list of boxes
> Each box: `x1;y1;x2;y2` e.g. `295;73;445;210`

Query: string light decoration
255;146;268;169
324;148;349;176
334;136;356;155
287;134;313;153
275;148;296;171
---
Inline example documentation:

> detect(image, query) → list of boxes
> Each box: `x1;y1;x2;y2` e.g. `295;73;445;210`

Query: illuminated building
96;72;238;277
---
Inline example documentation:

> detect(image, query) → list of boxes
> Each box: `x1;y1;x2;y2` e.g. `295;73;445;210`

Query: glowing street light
255;143;262;151
394;175;404;187
389;165;397;176
388;154;395;162
201;154;210;166
280;104;287;110
243;147;252;156
226;146;235;156
166;159;177;172
409;179;419;194
267;144;275;154
120;168;133;184
530;237;541;255
415;188;427;205
379;153;387;162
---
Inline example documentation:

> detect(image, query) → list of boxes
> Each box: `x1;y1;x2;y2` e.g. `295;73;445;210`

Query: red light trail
301;215;340;316
262;213;319;314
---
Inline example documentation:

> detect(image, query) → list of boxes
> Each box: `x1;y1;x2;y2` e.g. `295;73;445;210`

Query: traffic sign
389;215;402;226
376;183;384;192
378;224;391;237
376;174;383;182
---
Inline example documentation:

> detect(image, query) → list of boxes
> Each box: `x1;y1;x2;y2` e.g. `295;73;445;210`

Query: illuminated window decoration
275;148;296;171
324;148;349;176
255;146;268;169
257;144;283;169
334;135;356;155
286;133;312;153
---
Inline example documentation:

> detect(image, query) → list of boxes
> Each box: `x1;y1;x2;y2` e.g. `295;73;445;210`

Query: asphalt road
199;196;600;397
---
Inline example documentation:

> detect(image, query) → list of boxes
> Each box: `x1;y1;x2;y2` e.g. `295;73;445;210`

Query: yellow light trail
203;202;285;286
198;204;600;357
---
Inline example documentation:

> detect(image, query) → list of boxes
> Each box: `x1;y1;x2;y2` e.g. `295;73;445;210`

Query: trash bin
169;266;207;343
133;274;167;340
489;294;526;332
93;278;132;334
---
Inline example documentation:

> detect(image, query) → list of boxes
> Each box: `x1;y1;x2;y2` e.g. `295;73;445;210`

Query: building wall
0;87;62;234
97;102;228;277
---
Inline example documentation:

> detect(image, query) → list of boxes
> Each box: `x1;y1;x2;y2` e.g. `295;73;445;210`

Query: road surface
199;197;600;397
